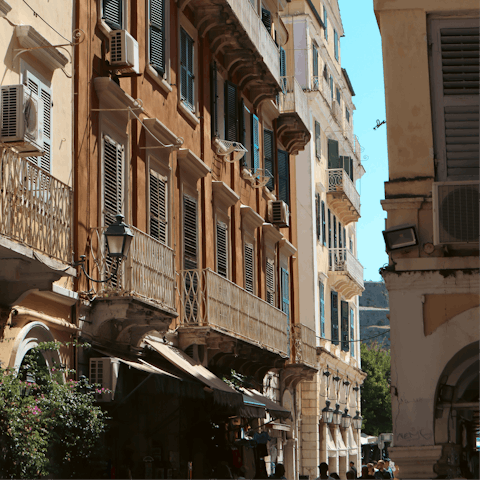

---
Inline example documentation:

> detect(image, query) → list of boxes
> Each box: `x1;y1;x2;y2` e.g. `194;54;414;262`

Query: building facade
281;1;366;478
0;0;77;385
374;0;479;478
359;281;390;349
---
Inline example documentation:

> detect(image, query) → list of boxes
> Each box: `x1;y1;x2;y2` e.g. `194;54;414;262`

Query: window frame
98;0;128;36
148;156;171;246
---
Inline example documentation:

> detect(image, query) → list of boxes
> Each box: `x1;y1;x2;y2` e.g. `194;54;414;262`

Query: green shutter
252;114;260;173
338;220;343;248
328;139;340;168
224;81;237;142
331;291;338;345
350;308;355;357
281;267;289;318
103;0;122;30
313;43;319;79
322;200;326;246
261;7;272;33
315;121;321;159
280;47;286;78
349;157;354;181
315;193;321;241
183;194;197;270
264;129;274;190
333;215;337;248
278;149;290;205
149;0;165;75
341;300;349;351
320;281;325;338
211;62;218;137
334;29;339;61
180;28;194;110
323;7;328;41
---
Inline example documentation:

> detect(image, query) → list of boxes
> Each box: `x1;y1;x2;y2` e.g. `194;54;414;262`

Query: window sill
178;101;200;127
97;18;112;38
146;65;172;95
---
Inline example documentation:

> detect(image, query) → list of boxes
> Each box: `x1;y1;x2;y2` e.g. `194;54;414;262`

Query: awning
336;431;347;456
239;394;266;419
326;427;336;451
239;387;292;420
347;426;358;454
145;338;243;408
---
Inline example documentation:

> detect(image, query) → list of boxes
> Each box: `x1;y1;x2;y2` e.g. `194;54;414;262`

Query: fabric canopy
239;394;266;419
347;426;358;454
239;387;292;420
326;427;336;451
336;431;347;456
145;338;243;408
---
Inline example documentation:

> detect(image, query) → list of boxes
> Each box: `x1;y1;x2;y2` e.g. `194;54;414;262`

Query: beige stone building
0;0;77;378
374;0;479;478
281;1;367;478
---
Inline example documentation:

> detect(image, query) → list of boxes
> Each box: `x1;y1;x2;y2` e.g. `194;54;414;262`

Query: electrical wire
316;329;390;344
22;0;71;42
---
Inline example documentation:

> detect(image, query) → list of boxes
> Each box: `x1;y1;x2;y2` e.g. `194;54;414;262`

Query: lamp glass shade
104;214;134;259
322;401;333;424
341;409;351;429
332;404;342;425
352;411;362;430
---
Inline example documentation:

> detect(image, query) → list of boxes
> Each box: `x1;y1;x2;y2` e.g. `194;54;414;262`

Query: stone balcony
328;248;364;300
178;268;289;378
0;149;75;306
277;76;311;155
327;168;361;225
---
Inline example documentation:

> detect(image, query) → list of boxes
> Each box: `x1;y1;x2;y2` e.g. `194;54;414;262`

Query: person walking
316;462;334;480
374;460;391;479
349;461;358;479
359;465;375;479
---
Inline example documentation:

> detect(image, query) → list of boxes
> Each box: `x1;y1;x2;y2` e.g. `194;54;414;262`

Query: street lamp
75;214;134;283
321;400;334;424
332;403;343;425
341;408;351;429
352;411;363;430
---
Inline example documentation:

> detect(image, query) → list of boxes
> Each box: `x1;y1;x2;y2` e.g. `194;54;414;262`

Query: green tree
0;341;109;479
360;341;392;436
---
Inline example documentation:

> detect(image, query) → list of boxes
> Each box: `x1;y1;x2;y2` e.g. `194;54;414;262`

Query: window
319;281;325;338
315;193;321;241
341;300;349;351
278;149;290;205
281;267;290;320
149;169;167;244
429;18;479;180
315;121;321;159
103;134;124;226
261;6;272;33
216;220;228;278
331;291;339;345
329;75;333;101
350;307;355;357
183;193;198;270
321;200;326;246
211;62;218;137
350;236;353;252
279;46;286;84
224;81;237;141
149;0;165;75
328;208;332;248
24;70;52;174
323;64;328;81
241;102;251;167
343;227;346;250
102;0;124;30
323;6;328;41
312;42;319;86
336;87;341;104
346;108;350;123
264;129;274;190
333;215;337;248
338;220;343;248
266;257;275;306
334;29;339;61
328;138;340;168
252;114;260;173
180;28;195;111
244;241;255;294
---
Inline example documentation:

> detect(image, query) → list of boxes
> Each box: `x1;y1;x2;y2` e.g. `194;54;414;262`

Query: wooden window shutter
350;307;355;357
334;29;339;61
264;129;274;191
328;208;332;248
216;220;228;278
328;139;340;168
149;170;167;244
280;46;287;78
224;81;238;142
430;19;479;180
323;6;328;41
180;28;194;111
25;71;52;173
240;99;247;164
244;242;254;294
346;108;350;123
338;220;343;248
333;215;337;248
312;43;319;78
343;227;346;249
183;194;198;270
315;193;321;241
329;75;333;101
341;155;349;177
321;200;327;246
341;300;349;351
323;64;328;81
211;62;218;137
252;114;260;172
103;0;123;30
103;134;123;227
315;121;321;159
281;267;289;319
149;0;165;75
278;149;290;205
336;87;341;104
320;281;325;338
266;257;275;306
349;157;354;181
330;291;339;345
261;7;272;34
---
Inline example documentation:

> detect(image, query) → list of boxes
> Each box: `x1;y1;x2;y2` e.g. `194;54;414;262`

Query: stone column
390;445;442;479
300;378;320;479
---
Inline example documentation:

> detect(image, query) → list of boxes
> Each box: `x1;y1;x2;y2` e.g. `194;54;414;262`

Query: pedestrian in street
349;461;358;478
270;464;286;479
316;462;334;480
374;460;391;479
347;470;355;479
367;463;376;478
330;473;340;479
384;459;393;478
359;465;375;479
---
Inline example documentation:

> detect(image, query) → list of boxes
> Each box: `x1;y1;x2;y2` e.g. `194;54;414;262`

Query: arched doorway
434;341;479;479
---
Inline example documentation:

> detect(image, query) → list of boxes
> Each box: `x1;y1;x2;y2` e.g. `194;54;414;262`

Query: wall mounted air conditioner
268;200;289;227
89;357;120;402
214;138;248;162
0;84;44;156
109;30;140;74
433;181;479;245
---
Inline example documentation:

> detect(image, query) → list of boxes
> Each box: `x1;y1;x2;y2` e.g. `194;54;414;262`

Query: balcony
354;135;362;161
328;248;364;300
277;77;311;155
327;168;361;225
84;226;177;344
0;149;75;306
183;0;281;107
178;268;289;376
344;121;354;150
309;76;332;109
331;100;342;127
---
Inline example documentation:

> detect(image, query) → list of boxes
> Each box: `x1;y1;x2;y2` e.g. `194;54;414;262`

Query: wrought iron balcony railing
327;168;361;218
328;247;364;299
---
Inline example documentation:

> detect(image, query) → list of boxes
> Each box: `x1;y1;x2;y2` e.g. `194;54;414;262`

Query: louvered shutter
264;129;274;190
315;121;321;159
149;0;165;75
430;19;479;180
103;0;123;30
103;134;123;227
350;307;355;357
346;108;350;123
349;157;354;181
313;44;319;79
225;81;238;142
336;87;341;104
278;149;290;206
341;300;349;351
216;221;228;278
315;193;321;241
244;242;254;294
323;64;328;81
266;258;275;306
323;7;328;41
328;208;332;267
334;29;339;61
320;281;325;338
333;215;337;248
149;170;167;244
183;194;197;270
240;99;247;164
279;47;287;92
343;227;346;251
211;62;218;137
252;114;260;173
328;139;340;168
180;28;194;111
261;7;272;34
329;75;333;101
281;267;289;319
331;291;339;345
25;71;51;173
338;221;343;248
322;200;326;246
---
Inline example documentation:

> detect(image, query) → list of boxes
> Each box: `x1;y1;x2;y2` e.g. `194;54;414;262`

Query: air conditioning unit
89;357;120;402
268;200;289;227
433;181;479;245
109;30;139;74
0;84;44;156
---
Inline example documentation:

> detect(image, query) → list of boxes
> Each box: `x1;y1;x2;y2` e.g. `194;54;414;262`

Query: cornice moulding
177;148;210;182
143;117;184;148
262;223;284;245
94;77;143;111
0;0;12;17
212;181;240;209
279;238;297;257
240;205;264;231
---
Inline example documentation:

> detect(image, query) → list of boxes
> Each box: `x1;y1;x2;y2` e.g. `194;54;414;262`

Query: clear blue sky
339;0;389;281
